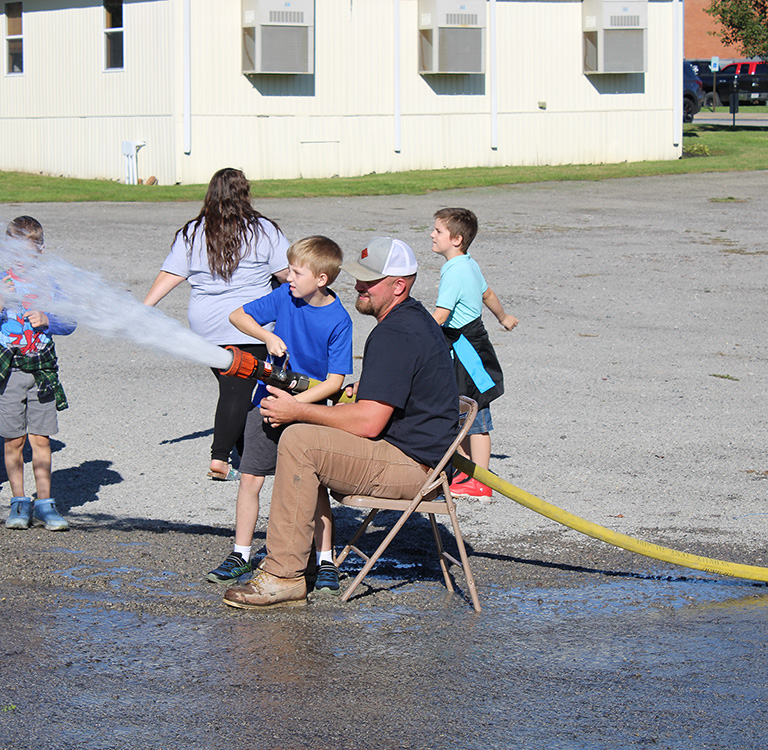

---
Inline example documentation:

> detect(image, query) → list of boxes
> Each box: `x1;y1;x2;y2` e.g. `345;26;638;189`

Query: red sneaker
448;472;470;495
451;477;492;499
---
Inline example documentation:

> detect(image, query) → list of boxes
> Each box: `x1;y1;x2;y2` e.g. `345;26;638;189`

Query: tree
706;0;768;59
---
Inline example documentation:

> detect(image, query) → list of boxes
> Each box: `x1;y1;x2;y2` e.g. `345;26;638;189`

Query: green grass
2;123;767;203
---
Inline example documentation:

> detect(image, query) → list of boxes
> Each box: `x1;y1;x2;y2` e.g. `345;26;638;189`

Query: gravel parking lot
0;171;766;750
2;169;764;550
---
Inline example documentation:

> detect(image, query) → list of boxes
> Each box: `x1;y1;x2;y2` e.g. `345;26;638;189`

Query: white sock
234;544;251;562
316;549;334;566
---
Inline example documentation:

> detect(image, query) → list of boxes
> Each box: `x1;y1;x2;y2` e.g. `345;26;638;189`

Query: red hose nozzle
219;345;354;402
219;345;271;380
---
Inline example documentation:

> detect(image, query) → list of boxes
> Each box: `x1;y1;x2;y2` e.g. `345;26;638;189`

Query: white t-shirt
161;217;289;345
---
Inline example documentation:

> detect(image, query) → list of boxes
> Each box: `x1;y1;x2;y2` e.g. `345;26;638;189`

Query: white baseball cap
341;237;418;282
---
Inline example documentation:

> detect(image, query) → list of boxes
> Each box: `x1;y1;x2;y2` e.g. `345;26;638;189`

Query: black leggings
209;343;267;464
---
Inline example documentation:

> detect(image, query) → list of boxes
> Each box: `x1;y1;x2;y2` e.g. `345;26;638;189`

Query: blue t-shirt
242;283;353;402
435;253;487;329
0;271;76;354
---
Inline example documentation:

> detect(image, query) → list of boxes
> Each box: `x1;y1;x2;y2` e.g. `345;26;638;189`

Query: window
104;1;123;70
5;2;22;74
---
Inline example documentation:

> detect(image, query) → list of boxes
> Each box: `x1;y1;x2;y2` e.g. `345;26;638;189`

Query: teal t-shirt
435;253;487;329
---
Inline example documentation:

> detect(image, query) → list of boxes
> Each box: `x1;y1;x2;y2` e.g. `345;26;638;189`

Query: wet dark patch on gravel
2;523;768;750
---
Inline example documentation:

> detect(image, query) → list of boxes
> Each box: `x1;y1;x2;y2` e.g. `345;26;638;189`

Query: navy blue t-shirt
356;297;459;467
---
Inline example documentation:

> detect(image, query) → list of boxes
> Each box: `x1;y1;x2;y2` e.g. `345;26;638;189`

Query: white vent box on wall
583;0;647;74
242;0;314;74
418;0;486;74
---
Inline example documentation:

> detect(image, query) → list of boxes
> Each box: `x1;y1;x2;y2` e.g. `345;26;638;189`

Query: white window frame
5;1;23;76
104;0;124;71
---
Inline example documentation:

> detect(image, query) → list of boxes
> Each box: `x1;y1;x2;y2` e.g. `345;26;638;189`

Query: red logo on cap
361;248;369;259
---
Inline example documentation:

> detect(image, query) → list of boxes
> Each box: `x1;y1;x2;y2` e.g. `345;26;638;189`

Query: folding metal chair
335;396;481;612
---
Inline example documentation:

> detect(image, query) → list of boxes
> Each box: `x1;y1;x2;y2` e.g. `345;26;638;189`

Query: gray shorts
0;369;59;438
238;404;283;476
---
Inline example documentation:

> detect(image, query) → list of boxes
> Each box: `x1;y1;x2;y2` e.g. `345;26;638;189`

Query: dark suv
699;61;768;107
688;59;713;77
683;61;703;123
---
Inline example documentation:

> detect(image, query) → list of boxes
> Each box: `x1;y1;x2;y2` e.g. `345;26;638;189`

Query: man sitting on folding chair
223;236;460;610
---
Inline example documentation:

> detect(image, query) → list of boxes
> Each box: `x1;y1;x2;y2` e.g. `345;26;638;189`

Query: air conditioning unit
583;0;647;75
418;0;486;75
242;0;314;74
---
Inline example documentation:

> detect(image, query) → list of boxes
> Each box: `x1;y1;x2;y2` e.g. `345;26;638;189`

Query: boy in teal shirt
431;208;518;499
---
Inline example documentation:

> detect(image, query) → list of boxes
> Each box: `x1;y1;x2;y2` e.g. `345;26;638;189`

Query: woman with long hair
144;168;289;479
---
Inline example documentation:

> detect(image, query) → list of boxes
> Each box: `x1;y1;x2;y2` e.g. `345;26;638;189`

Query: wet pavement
1;521;767;750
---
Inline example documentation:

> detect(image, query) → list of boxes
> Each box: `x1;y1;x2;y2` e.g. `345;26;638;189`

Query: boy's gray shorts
238;405;282;476
0;369;59;438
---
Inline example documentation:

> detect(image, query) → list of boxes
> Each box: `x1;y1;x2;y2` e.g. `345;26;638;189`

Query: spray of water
0;236;232;370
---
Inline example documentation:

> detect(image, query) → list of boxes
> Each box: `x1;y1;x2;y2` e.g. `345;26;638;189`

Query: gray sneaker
314;562;341;596
206;552;252;584
5;497;32;529
32;499;69;531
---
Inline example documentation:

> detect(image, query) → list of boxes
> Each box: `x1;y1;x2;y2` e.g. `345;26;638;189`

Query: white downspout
183;0;192;155
672;0;683;148
394;0;401;153
490;0;498;150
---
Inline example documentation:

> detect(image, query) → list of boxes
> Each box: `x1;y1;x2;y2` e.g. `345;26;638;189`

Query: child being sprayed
1;216;76;531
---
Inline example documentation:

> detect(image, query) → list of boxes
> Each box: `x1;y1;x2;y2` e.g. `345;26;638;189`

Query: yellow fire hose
220;347;768;583
452;454;768;584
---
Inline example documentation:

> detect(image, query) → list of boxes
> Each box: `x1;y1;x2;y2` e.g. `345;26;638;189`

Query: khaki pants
262;423;429;579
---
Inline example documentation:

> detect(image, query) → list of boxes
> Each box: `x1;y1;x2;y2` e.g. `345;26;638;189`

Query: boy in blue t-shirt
431;208;518;500
207;236;353;594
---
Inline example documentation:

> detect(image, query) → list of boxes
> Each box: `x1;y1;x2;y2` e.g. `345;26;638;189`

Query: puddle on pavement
490;568;765;623
4;562;768;750
56;563;196;595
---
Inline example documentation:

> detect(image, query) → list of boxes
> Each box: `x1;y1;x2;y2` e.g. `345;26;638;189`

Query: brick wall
685;0;742;59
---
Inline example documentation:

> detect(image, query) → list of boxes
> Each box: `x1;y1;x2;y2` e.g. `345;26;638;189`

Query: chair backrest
337;396;478;508
418;395;478;498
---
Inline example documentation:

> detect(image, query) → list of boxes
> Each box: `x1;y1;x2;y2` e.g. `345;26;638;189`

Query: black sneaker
314;561;340;596
206;552;252;584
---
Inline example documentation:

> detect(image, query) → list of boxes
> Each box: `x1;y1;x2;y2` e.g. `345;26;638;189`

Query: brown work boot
223;568;307;609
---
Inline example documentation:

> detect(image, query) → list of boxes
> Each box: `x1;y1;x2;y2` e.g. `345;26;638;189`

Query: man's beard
355;296;376;317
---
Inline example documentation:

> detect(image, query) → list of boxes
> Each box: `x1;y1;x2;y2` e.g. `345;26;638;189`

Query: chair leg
335;509;379;567
336;484;481;612
444;495;481;613
428;513;455;593
340;501;422;603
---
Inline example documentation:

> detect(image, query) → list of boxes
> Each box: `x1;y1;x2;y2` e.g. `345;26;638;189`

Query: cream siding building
0;0;683;185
